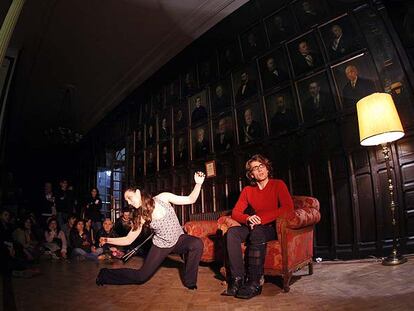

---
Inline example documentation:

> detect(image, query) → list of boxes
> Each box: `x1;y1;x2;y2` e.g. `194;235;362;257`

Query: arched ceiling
5;0;248;143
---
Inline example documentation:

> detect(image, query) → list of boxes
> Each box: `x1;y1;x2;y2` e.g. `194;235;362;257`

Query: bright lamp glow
356;93;404;146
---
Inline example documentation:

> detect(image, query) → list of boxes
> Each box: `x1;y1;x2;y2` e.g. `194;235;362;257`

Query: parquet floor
2;255;414;311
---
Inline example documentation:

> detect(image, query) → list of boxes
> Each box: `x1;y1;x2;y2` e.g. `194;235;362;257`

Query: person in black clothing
114;208;132;237
84;188;102;232
214;117;233;153
175;136;188;165
270;95;297;135
236;72;257;103
240;108;263;143
303;81;333;121
70;219;103;261
262;57;289;90
95;218;123;258
39;182;55;227
159;145;171;170
55;179;75;227
328;24;354;59
194;128;209;158
342;65;376;108
293;40;322;75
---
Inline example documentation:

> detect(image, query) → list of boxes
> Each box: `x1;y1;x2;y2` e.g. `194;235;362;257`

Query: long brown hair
126;187;155;231
245;154;273;185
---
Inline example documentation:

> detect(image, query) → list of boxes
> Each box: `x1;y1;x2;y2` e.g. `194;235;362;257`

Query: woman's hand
194;171;205;185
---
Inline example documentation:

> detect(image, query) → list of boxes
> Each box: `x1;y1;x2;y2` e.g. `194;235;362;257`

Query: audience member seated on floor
43;217;67;259
38;181;56;229
84;187;103;232
84;217;96;246
12;215;43;263
69;219;103;261
61;214;77;250
114;207;131;237
95;218;123;259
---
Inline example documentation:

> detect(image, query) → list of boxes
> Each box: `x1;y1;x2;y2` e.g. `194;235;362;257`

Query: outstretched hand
194;171;206;185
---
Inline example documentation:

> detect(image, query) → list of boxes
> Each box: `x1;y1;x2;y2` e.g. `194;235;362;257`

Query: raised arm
157;172;205;205
102;225;142;246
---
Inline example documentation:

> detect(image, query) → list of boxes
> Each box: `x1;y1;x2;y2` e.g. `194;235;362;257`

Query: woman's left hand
194;171;205;184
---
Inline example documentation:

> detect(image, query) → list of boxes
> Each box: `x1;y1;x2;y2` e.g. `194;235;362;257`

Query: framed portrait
265;88;299;136
210;78;232;114
319;15;364;61
264;7;297;45
240;23;268;61
198;53;218;86
152;88;165;111
296;70;336;123
135;126;144;151
145;146;157;176
258;48;290;91
188;89;209;126
236;102;265;145
232;64;259;104
135;151;144;178
145;115;157;147
328;0;366;15
158;108;172;141
205;160;217;178
191;123;211;160
331;53;380;110
166;78;180;105
174;104;188;132
174;131;189;166
181;67;198;98
159;141;171;170
212;113;235;153
288;32;324;77
218;42;242;76
292;0;330;30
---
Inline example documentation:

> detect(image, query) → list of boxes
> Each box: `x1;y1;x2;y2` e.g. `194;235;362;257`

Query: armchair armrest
183;220;218;238
286;207;321;229
217;216;241;234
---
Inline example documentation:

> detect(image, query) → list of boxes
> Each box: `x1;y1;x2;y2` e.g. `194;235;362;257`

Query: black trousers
97;234;203;287
226;224;276;282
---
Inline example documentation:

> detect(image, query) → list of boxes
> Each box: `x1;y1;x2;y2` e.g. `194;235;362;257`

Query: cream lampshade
356;93;404;146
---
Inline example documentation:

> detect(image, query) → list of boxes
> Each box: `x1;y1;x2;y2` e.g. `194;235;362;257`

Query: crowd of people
1;178;140;278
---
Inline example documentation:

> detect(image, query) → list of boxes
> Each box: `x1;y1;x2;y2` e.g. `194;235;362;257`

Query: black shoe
235;281;262;299
221;276;244;296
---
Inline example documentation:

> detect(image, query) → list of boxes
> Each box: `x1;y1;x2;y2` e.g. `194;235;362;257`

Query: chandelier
44;85;83;145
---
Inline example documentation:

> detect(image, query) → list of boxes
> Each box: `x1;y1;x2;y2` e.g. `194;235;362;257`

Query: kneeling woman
96;172;205;289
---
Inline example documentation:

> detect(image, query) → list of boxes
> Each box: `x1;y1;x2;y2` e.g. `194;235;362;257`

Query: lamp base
382;253;407;266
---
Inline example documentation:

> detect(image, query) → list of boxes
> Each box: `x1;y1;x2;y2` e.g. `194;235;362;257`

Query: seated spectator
43;217;67;259
69;219;103;261
84;187;103;232
84;217;96;246
114;207;131;237
61;214;76;250
12;216;42;262
95;218;123;259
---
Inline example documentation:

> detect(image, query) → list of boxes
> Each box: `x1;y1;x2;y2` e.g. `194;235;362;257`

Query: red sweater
232;179;294;225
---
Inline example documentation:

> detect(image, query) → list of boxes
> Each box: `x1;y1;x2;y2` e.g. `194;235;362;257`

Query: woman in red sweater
222;154;294;299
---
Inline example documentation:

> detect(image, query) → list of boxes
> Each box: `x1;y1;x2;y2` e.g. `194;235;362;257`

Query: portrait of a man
192;126;210;159
293;0;328;29
159;114;170;140
265;91;298;135
166;79;180;105
136;152;144;177
198;57;218;86
234;68;258;103
146;148;156;175
298;73;335;122
159;143;171;170
289;34;323;76
211;80;232;113
174;105;187;131
136;127;144;150
238;106;263;144
146;122;156;146
190;91;208;124
265;9;296;45
259;51;289;90
214;116;234;153
341;64;376;108
241;25;267;60
175;134;188;165
182;70;197;97
321;16;363;60
219;42;241;75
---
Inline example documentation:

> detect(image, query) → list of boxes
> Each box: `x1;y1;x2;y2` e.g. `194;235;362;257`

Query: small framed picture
205;160;217;178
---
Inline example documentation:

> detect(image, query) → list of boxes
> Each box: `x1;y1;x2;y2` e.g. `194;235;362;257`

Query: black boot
235;280;262;299
221;276;244;296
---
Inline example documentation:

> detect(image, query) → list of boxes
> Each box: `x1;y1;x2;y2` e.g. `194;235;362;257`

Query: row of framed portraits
138;51;382;151
134;51;391;176
144;11;369;113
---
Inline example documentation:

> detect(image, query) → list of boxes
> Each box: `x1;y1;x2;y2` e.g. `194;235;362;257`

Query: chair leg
283;272;292;292
308;261;313;275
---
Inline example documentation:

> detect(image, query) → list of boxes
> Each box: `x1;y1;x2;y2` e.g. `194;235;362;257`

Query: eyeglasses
250;163;265;172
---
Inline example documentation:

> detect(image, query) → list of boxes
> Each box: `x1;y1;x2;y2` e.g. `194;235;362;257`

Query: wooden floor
2;255;414;311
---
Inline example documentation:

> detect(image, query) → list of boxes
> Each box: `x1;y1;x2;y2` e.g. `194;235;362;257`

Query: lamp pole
381;144;407;266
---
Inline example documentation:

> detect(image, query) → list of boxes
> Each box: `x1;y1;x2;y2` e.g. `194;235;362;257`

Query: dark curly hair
245;154;273;185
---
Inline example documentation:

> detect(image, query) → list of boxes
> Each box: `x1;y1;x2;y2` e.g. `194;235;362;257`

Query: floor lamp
356;92;407;266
